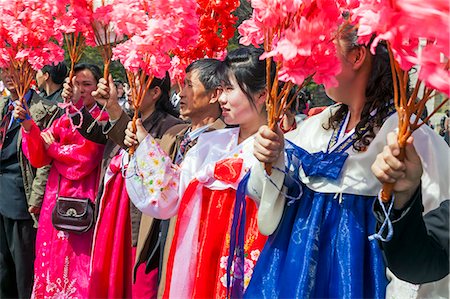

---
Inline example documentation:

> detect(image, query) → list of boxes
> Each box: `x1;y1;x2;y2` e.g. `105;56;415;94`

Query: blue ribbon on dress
226;171;250;298
285;140;349;181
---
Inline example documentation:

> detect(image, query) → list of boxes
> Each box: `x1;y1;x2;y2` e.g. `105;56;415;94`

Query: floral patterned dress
22;106;107;299
126;127;267;298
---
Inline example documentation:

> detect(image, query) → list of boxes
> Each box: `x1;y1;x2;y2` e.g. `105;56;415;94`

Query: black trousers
0;213;36;299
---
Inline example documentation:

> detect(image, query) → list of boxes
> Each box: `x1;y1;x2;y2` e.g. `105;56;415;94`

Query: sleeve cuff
103;110;129;135
373;184;422;224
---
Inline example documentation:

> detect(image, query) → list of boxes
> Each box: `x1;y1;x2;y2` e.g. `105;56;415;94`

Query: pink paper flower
0;0;65;70
240;0;345;88
54;0;96;46
112;0;200;79
239;16;265;48
352;0;450;96
418;44;450;97
109;0;148;37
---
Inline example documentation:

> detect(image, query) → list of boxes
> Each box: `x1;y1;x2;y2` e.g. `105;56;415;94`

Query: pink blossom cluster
108;0;148;37
0;0;65;70
54;0;96;47
91;0;124;47
239;0;347;88
353;0;450;96
111;0;200;78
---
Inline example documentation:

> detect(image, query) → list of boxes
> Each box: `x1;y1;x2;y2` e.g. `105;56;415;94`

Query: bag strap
56;174;61;198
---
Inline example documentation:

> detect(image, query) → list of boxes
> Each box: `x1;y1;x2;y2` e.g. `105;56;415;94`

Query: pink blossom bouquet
0;0;64;106
55;0;122;81
55;0;96;82
239;0;347;173
353;0;450;201
111;0;199;155
91;0;122;79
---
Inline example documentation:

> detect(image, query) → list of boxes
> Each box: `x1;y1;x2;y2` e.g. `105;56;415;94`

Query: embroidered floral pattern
219;249;261;290
132;137;180;196
57;231;69;240
33;256;78;299
126;134;182;216
58;144;77;156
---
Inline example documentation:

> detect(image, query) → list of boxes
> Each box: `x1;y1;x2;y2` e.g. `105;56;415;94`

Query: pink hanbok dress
22;106;107;298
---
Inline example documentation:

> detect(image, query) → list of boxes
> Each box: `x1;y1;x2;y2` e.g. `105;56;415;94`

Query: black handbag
51;175;95;234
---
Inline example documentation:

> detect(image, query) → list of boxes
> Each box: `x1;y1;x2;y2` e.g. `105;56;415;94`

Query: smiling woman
245;24;450;299
12;63;109;298
124;46;275;298
216;47;268;138
72;63;102;110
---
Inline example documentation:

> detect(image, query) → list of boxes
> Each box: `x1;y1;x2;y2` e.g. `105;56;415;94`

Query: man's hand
371;132;423;209
28;206;41;215
92;75;122;120
13;100;32;132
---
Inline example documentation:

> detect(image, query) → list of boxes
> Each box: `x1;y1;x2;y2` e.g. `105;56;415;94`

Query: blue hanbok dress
245;105;450;299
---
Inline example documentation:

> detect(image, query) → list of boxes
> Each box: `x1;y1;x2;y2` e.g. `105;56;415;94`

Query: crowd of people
0;24;449;299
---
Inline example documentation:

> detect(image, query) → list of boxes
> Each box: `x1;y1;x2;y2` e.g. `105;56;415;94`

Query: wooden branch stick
381;43;447;201
381;45;408;202
128;64;154;156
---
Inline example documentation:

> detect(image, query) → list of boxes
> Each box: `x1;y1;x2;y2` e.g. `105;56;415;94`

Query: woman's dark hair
42;62;68;85
218;46;276;108
73;63;102;83
152;71;179;117
325;23;394;151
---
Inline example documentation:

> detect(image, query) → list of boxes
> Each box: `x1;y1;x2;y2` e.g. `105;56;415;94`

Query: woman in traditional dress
244;24;450;298
15;63;108;298
87;73;183;299
124;47;272;298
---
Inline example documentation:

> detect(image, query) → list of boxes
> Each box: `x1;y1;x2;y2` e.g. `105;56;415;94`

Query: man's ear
43;72;50;82
209;88;221;104
352;46;368;70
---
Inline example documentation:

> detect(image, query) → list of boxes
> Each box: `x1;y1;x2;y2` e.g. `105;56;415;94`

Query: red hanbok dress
126;127;267;298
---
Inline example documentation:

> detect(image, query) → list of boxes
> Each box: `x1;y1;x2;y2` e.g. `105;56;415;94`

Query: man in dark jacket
0;69;60;298
371;131;449;284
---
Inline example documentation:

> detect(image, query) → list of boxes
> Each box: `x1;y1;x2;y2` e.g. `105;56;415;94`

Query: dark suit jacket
0;92;60;223
374;187;449;284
